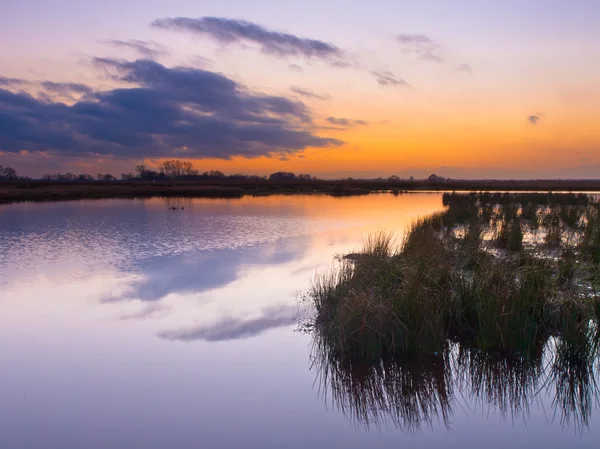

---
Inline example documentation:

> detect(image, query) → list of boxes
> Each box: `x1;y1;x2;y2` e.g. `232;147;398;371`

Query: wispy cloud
370;71;409;87
288;63;303;72
104;39;169;59
456;63;473;74
41;81;93;95
190;55;214;68
152;17;345;65
158;305;297;342
326;117;369;128
120;303;169;320
0;76;27;87
397;34;444;63
290;87;330;101
528;114;542;125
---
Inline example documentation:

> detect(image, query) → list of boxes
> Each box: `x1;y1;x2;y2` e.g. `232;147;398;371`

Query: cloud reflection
120;235;309;302
158;305;297;342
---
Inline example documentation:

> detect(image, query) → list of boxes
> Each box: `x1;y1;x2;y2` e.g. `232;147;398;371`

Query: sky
1;0;599;179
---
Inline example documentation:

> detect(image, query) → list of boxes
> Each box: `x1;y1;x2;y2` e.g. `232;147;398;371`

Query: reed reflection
310;332;600;433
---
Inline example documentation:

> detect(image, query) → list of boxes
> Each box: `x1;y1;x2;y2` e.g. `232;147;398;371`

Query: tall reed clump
496;217;523;251
311;223;455;360
582;206;600;263
453;254;554;356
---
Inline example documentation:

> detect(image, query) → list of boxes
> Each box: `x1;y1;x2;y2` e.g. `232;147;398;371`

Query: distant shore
2;179;600;204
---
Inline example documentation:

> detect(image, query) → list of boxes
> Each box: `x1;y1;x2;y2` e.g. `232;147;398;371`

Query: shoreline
2;179;600;205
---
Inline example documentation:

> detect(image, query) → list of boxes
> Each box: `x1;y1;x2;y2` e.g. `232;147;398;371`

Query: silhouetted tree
269;172;296;181
135;164;148;176
161;160;198;178
298;174;312;181
0;166;18;180
201;170;225;178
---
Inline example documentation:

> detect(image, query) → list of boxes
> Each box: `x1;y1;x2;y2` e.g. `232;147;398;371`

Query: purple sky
1;0;599;178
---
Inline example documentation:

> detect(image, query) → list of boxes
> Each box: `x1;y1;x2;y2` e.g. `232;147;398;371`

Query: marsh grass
307;192;600;361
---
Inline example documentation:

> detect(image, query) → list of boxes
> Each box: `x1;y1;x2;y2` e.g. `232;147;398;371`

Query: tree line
0;160;318;182
1;159;424;182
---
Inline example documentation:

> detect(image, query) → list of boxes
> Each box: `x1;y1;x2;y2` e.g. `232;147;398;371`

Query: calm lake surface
1;193;599;449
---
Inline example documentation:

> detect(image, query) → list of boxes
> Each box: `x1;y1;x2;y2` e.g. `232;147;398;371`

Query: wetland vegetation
304;192;600;431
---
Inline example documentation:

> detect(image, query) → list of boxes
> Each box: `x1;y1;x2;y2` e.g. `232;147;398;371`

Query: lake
1;193;599;449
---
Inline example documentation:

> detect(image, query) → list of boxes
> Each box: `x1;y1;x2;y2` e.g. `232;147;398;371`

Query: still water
0;193;598;448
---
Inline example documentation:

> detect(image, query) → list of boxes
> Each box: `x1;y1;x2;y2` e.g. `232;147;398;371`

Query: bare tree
161;160;198;178
0;166;18;180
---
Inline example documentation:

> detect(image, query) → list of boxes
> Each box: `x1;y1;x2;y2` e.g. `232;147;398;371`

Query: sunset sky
1;0;599;179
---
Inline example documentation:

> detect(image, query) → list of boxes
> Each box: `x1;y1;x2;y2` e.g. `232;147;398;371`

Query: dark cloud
290;87;330;101
41;81;93;95
0;76;27;87
151;17;345;64
0;78;92;99
104;39;169;59
158;305;297;342
326;117;369;128
528;115;541;125
0;59;343;158
397;34;444;63
456;63;473;74
288;64;303;72
370;71;409;87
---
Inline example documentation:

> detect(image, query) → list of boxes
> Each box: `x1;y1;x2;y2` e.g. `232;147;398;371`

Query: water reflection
114;236;309;302
159;304;298;342
310;333;600;433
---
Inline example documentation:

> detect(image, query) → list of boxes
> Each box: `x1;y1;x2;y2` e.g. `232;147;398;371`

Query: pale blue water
0;194;599;448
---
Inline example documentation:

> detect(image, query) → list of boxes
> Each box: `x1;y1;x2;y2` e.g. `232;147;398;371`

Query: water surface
1;194;598;448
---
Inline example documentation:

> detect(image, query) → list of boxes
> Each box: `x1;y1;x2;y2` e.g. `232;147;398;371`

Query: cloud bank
0;59;343;159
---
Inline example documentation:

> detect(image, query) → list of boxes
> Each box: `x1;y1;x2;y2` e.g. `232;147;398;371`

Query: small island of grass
307;192;600;361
